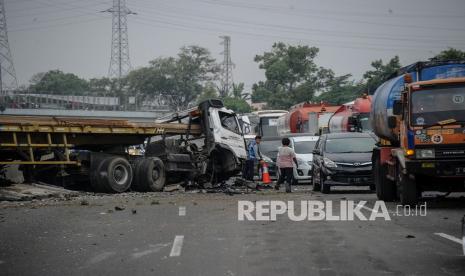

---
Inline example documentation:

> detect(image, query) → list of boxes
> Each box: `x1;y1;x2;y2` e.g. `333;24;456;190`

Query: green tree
197;82;218;103
223;97;251;113
252;42;333;109
363;56;401;94
29;70;89;95
317;74;364;105
126;46;219;110
232;82;248;99
89;77;111;93
430;48;465;61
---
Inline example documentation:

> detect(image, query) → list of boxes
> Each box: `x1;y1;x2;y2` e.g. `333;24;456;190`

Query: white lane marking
169;235;184;257
434;233;463;245
179;206;186;216
132;243;171;258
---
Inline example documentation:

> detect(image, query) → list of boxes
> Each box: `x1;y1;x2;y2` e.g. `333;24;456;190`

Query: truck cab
148;99;247;186
375;75;465;205
394;77;465;181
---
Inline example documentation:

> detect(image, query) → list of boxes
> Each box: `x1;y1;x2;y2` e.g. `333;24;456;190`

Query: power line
9;16;107;33
131;15;460;53
9;0;110;19
197;0;465;19
132;4;465;46
196;0;465;33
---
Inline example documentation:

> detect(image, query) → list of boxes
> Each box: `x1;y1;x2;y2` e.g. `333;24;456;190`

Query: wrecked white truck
0;99;247;192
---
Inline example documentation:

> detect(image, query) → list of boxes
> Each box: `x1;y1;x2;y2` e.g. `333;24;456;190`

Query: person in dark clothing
244;135;262;181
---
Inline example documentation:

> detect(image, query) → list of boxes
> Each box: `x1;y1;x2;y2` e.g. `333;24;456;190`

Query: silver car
289;136;319;184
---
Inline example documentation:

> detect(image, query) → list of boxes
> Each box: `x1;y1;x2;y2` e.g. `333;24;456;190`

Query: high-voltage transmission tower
219;36;234;97
0;0;18;96
103;0;136;80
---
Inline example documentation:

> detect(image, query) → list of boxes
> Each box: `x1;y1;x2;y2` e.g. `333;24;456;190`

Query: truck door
210;108;247;160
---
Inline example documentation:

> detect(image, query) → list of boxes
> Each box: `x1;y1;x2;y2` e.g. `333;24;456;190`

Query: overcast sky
6;0;465;92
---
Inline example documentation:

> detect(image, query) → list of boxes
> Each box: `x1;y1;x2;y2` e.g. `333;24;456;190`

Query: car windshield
359;113;372;132
259;140;282;159
294;140;317;154
325;137;376;153
411;86;465;126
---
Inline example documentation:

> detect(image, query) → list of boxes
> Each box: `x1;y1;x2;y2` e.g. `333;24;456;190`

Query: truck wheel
132;158;166;192
312;169;320;191
397;164;418;206
90;159;108;192
98;157;133;193
374;157;396;201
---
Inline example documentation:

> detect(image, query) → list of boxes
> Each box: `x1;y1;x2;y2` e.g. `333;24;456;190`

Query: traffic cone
261;162;271;184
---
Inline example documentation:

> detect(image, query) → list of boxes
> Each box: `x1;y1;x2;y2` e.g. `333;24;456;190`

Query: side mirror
393;100;402;115
312;149;321;155
388;116;397;129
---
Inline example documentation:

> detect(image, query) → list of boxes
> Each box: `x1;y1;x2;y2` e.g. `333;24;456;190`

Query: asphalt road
1;186;465;276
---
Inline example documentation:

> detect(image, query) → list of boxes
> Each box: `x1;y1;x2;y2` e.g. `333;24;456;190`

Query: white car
289;135;319;184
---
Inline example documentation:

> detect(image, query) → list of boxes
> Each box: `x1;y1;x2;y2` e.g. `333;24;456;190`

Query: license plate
456;167;465;175
350;178;362;183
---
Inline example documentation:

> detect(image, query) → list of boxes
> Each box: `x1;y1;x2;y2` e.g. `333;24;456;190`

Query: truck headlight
416;149;435;159
323;157;337;168
297;158;305;166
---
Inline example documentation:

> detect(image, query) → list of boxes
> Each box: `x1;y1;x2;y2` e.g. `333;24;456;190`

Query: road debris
80;200;89;206
114;206;125;211
0;183;80;202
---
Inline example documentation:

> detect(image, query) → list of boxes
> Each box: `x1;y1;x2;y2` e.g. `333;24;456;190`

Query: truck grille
435;146;465;159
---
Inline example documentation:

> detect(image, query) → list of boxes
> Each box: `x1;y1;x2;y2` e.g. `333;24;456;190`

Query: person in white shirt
275;137;298;193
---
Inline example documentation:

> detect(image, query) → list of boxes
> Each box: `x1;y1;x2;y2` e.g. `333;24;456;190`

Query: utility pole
219;36;234;98
0;0;18;103
103;0;135;80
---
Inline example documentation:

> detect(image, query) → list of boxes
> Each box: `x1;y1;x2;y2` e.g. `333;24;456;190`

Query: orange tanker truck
371;61;465;205
328;94;372;133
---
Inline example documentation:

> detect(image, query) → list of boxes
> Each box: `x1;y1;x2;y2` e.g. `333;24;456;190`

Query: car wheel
369;183;376;192
312;168;320;191
321;174;330;194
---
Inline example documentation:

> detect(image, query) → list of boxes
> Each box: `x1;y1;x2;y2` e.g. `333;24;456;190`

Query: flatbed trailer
0;99;247;192
0;115;201;166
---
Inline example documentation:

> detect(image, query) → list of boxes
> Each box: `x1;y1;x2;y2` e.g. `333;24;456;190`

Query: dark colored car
256;136;282;178
311;132;377;193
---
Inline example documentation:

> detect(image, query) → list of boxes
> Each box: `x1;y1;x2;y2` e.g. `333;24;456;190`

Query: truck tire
90;159;108;192
374;157;396;202
311;169;321;191
397;164;418;206
132;157;166;192
97;157;133;193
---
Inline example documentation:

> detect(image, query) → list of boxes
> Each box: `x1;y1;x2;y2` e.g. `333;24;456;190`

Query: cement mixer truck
371;61;465;205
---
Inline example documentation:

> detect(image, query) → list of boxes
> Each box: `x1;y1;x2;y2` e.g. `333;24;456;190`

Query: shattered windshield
411;86;465;126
